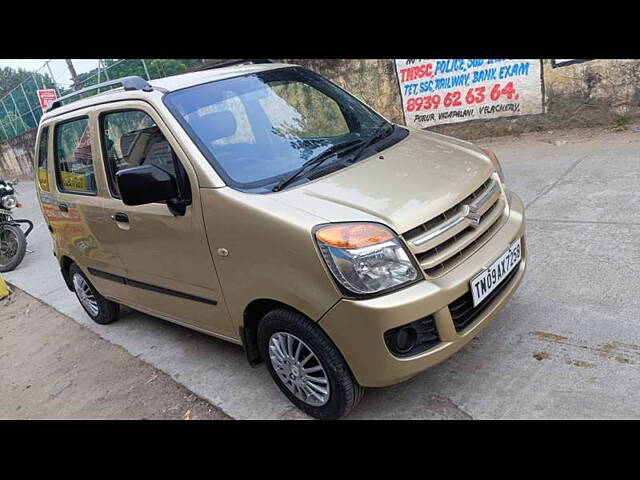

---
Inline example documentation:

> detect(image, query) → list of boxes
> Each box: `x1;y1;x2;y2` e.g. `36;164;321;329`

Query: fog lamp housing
384;315;440;358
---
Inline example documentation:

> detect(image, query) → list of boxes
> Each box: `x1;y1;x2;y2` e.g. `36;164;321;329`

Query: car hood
278;128;496;234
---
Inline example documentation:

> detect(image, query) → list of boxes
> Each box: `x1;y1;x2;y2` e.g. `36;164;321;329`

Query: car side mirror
116;165;179;207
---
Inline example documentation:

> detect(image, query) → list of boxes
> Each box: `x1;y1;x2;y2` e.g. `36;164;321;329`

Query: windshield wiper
272;139;362;192
347;122;394;165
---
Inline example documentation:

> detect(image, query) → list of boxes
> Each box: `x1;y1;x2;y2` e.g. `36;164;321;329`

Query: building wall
430;59;640;139
288;59;640;140
2;59;639;178
280;59;405;124
0;128;37;180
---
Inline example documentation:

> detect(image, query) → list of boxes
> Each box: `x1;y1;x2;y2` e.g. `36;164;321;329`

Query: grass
612;115;631;130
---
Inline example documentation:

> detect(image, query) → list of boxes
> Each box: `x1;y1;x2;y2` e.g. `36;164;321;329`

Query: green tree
0;60;206;141
75;59;203;88
0;67;32;97
0;66;57;139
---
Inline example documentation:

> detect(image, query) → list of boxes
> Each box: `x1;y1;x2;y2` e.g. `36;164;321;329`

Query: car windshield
164;67;391;192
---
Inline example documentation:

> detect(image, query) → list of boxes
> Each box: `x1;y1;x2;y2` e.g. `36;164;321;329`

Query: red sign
37;89;58;112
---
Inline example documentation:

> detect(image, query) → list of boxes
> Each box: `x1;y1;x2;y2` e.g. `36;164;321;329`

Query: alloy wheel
268;332;330;406
73;273;100;317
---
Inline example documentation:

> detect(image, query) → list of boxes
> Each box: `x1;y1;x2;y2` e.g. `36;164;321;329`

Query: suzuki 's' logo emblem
462;204;482;228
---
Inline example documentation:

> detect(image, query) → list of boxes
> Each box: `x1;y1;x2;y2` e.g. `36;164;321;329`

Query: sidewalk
0;286;231;420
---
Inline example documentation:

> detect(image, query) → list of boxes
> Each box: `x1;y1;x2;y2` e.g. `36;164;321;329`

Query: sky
0;59;101;88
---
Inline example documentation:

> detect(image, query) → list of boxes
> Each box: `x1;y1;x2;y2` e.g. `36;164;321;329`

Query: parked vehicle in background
0;179;33;272
34;61;527;419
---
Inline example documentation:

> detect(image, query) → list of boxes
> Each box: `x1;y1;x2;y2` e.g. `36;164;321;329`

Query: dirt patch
476;121;640;148
530;331;569;342
565;359;595;368
533;351;550;361
422;395;473;420
0;287;232;420
528;331;639;366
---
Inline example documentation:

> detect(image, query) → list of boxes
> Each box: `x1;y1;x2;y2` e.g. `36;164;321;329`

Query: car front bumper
318;191;527;388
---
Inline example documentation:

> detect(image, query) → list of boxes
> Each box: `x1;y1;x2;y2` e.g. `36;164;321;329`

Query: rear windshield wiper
272;139;362;192
347;122;395;165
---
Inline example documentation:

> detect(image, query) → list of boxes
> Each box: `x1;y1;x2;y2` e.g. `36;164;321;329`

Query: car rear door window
54;117;97;194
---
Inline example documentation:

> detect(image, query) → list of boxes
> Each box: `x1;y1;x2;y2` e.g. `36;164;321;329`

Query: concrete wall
280;59;405;124
431;59;640;139
0;128;36;180
288;59;640;140
2;59;638;178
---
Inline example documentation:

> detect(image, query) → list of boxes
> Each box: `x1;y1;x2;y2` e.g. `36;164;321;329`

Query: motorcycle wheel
0;224;27;272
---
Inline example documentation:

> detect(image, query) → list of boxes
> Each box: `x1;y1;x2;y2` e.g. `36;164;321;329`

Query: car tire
0;224;27;272
257;308;365;420
69;263;120;325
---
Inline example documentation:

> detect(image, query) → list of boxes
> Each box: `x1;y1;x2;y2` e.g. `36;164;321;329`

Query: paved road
5;125;640;419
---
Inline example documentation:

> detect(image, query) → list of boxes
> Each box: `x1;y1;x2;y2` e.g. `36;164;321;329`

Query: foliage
77;59;203;87
0;67;32;97
0;59;204;141
612;114;630;130
0;66;58;140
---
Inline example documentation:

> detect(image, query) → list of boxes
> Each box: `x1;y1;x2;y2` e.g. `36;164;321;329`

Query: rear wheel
257;308;364;420
0;224;27;272
69;263;119;324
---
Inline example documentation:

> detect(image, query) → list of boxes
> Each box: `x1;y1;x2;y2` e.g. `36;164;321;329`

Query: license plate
470;237;522;307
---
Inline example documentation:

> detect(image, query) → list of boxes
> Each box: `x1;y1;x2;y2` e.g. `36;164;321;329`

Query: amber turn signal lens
316;223;394;249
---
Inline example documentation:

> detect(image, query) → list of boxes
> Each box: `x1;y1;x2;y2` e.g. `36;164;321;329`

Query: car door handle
58;203;68;212
112;213;129;223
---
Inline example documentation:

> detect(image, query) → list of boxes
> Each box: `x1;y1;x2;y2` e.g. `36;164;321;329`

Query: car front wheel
257;308;364;420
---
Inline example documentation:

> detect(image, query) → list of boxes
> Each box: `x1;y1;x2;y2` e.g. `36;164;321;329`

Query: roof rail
204;59;275;70
46;76;154;112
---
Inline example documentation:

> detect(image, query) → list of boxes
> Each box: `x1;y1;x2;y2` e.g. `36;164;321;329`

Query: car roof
40;62;296;122
150;62;295;91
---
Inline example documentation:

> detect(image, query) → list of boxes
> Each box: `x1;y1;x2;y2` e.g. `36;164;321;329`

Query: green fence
0;59;205;142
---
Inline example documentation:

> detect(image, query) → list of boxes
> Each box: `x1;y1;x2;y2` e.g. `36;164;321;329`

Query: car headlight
1;194;17;209
480;148;505;184
314;222;420;296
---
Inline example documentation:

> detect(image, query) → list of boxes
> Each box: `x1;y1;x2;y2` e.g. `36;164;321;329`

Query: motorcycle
0;179;33;272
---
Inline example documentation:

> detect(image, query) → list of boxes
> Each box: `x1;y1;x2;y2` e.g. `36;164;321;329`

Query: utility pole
45;61;61;97
65;59;81;91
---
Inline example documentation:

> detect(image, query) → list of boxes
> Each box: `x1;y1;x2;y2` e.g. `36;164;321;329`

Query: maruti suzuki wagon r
34;61;526;419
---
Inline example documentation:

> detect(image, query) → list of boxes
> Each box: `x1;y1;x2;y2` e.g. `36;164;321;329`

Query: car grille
402;175;507;277
448;264;519;332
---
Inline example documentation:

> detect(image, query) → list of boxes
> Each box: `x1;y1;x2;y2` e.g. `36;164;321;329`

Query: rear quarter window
36;126;50;191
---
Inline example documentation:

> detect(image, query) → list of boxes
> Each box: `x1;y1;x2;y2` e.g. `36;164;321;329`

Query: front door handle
112;212;129;223
58;203;68;212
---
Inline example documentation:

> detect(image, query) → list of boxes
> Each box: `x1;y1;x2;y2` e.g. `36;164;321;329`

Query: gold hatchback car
35;61;526;419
